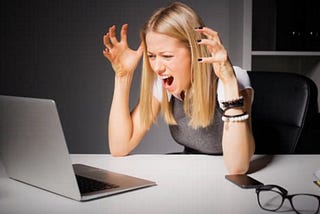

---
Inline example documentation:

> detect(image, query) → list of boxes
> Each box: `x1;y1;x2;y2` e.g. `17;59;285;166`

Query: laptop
0;95;156;201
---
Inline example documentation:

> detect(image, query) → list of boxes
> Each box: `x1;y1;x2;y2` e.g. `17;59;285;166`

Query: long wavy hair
139;2;217;129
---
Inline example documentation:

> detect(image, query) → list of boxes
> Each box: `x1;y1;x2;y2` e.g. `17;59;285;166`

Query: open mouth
161;75;174;87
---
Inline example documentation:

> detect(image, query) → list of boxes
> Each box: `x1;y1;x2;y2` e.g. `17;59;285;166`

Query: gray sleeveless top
169;97;224;154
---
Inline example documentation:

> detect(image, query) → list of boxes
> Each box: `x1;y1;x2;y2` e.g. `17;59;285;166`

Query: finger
198;57;224;64
103;48;112;61
103;33;113;49
120;24;128;44
198;39;220;50
199;39;226;56
109;25;119;44
136;42;144;56
198;51;227;64
195;27;222;44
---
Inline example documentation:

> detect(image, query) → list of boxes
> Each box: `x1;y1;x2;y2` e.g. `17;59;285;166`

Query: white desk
0;154;319;214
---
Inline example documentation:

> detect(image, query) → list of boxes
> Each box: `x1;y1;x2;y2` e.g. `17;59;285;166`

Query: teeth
160;75;171;80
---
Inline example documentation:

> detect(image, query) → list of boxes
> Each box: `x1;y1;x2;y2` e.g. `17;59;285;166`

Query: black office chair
248;71;319;154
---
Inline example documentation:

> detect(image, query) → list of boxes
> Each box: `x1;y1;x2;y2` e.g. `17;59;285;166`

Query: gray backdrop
0;0;243;154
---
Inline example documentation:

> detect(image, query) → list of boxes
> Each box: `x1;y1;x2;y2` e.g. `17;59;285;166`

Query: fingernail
197;58;203;62
197;39;202;43
195;26;204;29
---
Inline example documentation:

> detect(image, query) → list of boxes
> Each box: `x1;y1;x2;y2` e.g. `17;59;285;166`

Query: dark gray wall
0;0;236;154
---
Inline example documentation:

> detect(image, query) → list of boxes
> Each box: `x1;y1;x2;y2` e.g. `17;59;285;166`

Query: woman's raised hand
103;24;144;77
195;27;235;83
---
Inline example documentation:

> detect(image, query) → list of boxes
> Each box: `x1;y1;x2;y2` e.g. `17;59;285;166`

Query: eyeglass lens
291;194;319;214
258;187;320;214
258;189;283;211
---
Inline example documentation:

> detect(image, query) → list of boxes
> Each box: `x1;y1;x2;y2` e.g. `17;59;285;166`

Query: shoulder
217;66;253;103
217;66;252;91
153;77;172;102
233;66;251;90
153;77;162;102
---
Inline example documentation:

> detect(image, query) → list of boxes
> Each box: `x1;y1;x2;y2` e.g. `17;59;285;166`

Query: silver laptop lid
0;95;81;200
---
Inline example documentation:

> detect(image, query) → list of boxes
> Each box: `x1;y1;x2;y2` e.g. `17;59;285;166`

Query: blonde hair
139;2;217;129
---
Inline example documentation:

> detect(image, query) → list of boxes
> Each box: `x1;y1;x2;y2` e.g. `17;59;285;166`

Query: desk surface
0;154;319;214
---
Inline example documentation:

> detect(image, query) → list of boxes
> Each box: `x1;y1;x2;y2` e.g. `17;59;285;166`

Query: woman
103;2;255;174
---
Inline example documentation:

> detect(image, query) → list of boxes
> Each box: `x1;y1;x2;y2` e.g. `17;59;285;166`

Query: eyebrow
147;51;174;55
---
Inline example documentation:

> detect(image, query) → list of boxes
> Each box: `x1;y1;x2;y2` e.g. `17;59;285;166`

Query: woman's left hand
195;27;235;83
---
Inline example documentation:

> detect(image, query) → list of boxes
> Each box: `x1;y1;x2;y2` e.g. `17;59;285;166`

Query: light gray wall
0;0;242;154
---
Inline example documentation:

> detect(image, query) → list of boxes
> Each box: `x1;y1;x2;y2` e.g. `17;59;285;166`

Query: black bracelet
221;96;244;110
223;111;247;118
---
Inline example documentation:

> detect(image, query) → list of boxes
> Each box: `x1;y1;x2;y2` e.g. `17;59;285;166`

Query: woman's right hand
103;24;144;77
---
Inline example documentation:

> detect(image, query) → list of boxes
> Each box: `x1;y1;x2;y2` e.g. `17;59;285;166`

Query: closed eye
147;54;156;59
163;55;173;59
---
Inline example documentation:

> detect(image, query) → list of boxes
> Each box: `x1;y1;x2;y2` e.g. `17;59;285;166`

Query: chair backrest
248;71;318;154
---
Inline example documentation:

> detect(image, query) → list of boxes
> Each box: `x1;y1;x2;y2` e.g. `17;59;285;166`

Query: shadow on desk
247;155;274;174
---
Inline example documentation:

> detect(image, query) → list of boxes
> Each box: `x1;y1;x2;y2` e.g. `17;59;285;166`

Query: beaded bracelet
222;112;249;122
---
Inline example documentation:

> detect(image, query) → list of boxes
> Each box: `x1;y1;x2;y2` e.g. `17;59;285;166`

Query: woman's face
146;31;191;97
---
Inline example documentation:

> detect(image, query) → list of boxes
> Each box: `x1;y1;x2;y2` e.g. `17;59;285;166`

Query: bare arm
108;79;160;156
103;24;160;156
221;80;255;174
195;27;255;174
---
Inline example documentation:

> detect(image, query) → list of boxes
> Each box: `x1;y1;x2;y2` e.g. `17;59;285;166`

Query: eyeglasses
256;184;320;214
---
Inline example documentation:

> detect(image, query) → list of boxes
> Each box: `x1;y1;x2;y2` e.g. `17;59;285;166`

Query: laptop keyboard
76;175;119;194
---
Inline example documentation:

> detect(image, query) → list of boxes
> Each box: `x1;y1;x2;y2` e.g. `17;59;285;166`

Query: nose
153;59;166;74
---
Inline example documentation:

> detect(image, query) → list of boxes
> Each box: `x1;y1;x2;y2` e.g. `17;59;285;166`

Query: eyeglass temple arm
256;184;288;195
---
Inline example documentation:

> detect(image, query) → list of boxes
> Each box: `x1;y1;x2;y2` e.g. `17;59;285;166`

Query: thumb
136;42;144;56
